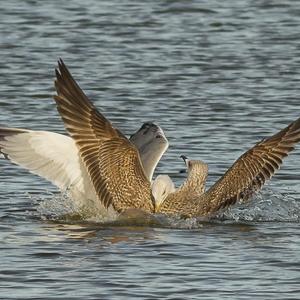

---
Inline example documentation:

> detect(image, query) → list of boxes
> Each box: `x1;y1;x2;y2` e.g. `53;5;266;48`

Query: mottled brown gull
0;123;167;214
53;60;300;217
2;59;300;220
158;121;300;217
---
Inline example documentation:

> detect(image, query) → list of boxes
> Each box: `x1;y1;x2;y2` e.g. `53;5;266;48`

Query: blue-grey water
1;1;300;299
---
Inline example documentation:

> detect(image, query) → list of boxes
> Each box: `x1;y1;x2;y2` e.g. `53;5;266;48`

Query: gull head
130;122;169;150
130;122;169;181
180;155;208;177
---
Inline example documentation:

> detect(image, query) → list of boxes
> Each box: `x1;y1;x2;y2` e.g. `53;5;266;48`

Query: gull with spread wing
0;94;168;216
1;60;300;219
158;122;300;217
52;60;300;218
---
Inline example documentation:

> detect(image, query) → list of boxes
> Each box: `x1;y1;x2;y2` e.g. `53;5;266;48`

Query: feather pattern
159;118;300;217
158;160;208;213
54;59;155;213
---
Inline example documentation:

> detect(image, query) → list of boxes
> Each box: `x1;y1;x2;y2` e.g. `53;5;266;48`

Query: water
1;0;300;299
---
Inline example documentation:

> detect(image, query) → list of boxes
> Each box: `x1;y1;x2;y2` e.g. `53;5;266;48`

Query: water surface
1;1;300;299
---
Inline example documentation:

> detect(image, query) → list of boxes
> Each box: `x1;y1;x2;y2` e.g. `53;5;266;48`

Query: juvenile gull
158;120;300;217
0;124;167;213
2;59;300;219
0;126;167;214
53;60;300;217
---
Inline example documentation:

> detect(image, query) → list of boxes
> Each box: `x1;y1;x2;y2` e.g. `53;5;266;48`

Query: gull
158;121;300;217
0;124;168;215
2;59;300;219
52;60;300;218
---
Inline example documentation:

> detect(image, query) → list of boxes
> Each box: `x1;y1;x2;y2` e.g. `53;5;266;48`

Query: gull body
151;156;208;210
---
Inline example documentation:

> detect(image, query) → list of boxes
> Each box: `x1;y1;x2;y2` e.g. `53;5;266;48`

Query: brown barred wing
198;117;300;216
53;59;154;213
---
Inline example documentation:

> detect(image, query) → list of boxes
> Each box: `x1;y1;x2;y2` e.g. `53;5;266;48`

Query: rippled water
1;1;300;299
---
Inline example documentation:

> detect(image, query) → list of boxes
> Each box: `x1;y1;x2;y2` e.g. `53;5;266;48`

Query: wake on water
218;187;300;223
29;187;300;229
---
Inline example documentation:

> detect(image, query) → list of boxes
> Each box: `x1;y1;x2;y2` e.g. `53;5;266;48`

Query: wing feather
54;59;154;213
199;117;300;215
0;128;98;209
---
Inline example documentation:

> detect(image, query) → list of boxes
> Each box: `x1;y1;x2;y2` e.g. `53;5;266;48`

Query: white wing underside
0;130;114;217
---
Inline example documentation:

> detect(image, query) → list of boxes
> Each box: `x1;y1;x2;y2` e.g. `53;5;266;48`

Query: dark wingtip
55;68;60;79
55;58;63;80
58;57;64;66
56;58;68;77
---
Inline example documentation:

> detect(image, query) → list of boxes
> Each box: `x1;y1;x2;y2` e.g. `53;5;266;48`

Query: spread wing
199;117;300;215
0;128;98;208
53;59;154;213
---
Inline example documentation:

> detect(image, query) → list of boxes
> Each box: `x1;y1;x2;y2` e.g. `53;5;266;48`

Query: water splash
31;190;83;221
29;187;300;228
31;190;117;223
217;188;300;223
30;191;200;228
